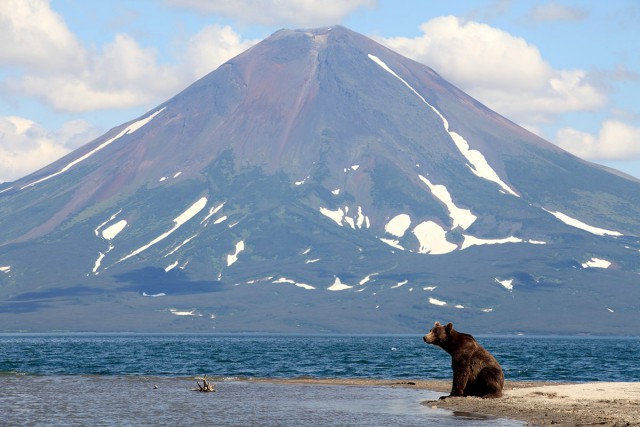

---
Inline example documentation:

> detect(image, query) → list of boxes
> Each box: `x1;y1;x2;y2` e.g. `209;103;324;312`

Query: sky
1;0;639;183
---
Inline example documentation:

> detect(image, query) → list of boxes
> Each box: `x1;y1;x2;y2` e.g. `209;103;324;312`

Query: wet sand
255;378;640;426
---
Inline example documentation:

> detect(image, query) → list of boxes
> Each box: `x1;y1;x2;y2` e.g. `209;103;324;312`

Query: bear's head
423;321;453;346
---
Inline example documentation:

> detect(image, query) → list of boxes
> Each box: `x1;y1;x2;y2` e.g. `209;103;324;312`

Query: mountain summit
1;26;639;334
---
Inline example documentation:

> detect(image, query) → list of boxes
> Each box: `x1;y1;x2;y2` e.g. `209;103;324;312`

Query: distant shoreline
247;378;640;426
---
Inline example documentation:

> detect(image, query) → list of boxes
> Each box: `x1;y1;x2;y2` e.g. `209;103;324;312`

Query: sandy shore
251;378;640;426
431;381;640;426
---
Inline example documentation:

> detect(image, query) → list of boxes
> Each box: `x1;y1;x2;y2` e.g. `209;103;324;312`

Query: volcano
1;26;639;334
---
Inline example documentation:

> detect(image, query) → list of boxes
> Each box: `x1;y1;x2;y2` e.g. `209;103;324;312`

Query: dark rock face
1;26;638;334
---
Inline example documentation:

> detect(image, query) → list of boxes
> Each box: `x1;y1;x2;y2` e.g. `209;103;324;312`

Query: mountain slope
1;26;638;334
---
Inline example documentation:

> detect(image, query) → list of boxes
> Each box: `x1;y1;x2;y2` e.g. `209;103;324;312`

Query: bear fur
423;321;504;399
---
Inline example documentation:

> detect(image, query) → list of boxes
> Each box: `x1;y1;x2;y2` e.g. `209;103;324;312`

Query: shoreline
247;378;640;426
3;373;639;425
432;381;640;426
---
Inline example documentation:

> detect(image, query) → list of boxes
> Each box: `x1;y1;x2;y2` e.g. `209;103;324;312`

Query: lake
1;334;638;425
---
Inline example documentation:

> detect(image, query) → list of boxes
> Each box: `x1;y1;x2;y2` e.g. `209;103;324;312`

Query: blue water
1;334;639;426
1;334;638;381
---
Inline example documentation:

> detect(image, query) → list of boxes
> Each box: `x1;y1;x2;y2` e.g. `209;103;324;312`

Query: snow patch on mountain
273;277;316;290
543;208;623;237
429;297;447;306
327;277;352;291
391;280;408;289
243;276;274;285
119;196;208;262
214;216;228;225
368;54;518;197
102;220;127;240
94;210;122;236
447;130;519;197
358;207;369;228
413;221;457;254
92;251;106;274
529;240;547;245
418;175;476;230
378;209;542;254
91;244;114;274
170;308;200;316
174;197;208;225
360;273;379;285
295;176;309;185
227;241;245;266
22;108;165;189
385;214;411;237
461;235;524;250
320;207;344;225
379;237;404;250
166;234;198;257
319;206;369;229
495;278;514;291
582;258;611;269
165;260;179;272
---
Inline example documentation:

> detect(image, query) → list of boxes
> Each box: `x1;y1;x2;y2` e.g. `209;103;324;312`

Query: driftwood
192;375;216;392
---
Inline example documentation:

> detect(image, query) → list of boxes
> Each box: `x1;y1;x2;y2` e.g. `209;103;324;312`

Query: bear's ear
445;322;453;332
434;321;441;327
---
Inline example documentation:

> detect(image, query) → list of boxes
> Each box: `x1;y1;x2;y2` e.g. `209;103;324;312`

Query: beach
431;381;640;426
262;378;640;426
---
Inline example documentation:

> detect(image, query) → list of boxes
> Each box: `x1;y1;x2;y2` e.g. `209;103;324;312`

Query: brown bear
423;321;504;399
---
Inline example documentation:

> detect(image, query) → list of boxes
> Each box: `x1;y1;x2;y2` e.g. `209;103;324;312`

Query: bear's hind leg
476;366;504;398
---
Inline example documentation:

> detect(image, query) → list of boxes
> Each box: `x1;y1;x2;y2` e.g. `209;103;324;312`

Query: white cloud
555;120;640;160
165;0;376;26
528;2;588;22
181;24;259;80
0;0;86;72
2;2;255;113
0;116;101;182
380;16;605;128
13;33;185;113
